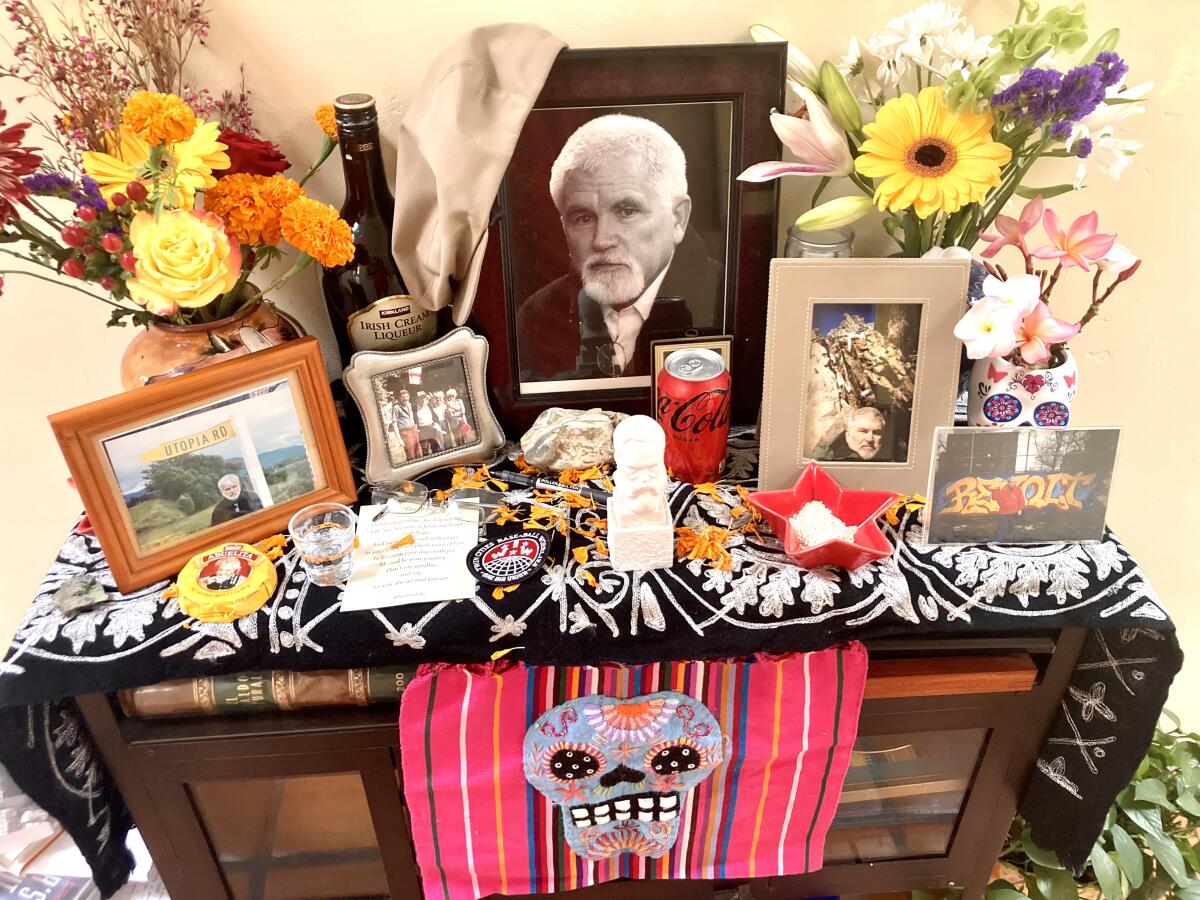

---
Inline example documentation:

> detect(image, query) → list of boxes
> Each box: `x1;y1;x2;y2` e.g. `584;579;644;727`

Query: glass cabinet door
188;771;389;899
824;728;988;864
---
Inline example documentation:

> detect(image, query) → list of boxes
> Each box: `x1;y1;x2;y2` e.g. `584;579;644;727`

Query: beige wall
2;0;1196;715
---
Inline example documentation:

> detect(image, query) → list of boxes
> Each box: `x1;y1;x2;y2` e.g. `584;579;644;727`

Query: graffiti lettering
940;472;1097;515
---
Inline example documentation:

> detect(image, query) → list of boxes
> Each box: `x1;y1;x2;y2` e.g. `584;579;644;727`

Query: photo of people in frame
370;355;479;469
506;101;733;393
805;302;923;464
101;379;321;555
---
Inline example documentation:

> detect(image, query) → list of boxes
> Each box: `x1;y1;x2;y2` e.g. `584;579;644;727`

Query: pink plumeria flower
1031;210;1116;270
979;195;1043;258
954;297;1022;360
737;85;853;181
1016;301;1081;364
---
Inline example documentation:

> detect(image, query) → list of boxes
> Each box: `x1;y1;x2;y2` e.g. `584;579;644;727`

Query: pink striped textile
398;644;867;899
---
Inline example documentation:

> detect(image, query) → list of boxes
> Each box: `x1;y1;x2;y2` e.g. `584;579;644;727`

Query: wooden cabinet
78;629;1083;900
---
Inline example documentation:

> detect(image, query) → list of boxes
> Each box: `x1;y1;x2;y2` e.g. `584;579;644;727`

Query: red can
656;348;731;484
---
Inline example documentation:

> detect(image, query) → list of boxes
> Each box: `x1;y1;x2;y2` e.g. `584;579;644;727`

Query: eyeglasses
595;342;630;377
369;480;507;524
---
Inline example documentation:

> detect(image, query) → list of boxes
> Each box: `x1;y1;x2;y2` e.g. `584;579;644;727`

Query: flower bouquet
0;1;350;383
742;2;1150;258
953;196;1139;424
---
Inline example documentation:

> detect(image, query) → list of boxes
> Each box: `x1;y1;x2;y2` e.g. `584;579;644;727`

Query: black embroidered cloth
0;434;1181;896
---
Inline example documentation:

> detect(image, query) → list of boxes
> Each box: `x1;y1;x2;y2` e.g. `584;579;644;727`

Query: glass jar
785;225;855;259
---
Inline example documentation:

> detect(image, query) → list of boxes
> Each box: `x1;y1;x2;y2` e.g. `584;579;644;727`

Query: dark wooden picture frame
468;42;785;433
50;337;356;592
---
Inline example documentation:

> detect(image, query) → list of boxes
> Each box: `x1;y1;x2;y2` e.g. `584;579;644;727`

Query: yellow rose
126;210;242;316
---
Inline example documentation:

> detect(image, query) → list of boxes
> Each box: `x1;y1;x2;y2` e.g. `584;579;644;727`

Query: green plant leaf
1134;778;1175;810
1022;830;1067;869
1014;183;1076;199
1090;844;1122;900
1118;798;1164;837
912;891;937;900
1177;879;1200;900
987;881;1031;900
1142;828;1189;886
1109;823;1144;888
1178;791;1200;817
1033;863;1081;900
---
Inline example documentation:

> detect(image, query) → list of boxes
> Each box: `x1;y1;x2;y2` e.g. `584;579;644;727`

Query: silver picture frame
759;257;970;495
344;327;506;485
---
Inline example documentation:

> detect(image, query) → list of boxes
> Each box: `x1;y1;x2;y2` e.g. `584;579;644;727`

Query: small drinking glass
288;502;357;586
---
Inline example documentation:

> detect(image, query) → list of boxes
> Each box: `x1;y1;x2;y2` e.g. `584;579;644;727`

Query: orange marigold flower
280;197;354;267
204;173;305;247
314;104;338;140
122;91;196;146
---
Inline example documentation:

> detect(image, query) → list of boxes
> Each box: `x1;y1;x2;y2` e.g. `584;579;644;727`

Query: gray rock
520;407;629;471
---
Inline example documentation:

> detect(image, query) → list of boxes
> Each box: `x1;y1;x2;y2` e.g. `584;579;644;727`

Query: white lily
749;24;820;89
737;84;854;181
1068;81;1153;186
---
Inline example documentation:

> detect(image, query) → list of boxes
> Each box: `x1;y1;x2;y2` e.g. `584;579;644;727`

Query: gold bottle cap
176;543;278;624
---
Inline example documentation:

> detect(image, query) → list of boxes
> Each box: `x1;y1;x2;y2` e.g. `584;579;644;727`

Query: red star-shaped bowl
748;462;899;569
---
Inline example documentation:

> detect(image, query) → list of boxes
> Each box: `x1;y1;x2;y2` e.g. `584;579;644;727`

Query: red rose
216;129;289;178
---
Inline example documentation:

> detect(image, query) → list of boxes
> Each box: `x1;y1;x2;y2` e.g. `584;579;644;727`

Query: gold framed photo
49;338;356;592
759;258;970;495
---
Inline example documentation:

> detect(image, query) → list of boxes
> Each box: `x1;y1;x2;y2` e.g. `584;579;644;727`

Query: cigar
499;471;609;507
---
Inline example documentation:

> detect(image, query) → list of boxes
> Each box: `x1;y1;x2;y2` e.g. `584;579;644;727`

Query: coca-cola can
656;348;731;484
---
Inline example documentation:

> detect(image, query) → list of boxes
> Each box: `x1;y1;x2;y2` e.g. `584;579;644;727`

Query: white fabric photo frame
759;257;969;494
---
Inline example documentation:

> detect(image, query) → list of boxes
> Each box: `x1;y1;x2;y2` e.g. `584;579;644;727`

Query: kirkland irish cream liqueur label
347;296;435;351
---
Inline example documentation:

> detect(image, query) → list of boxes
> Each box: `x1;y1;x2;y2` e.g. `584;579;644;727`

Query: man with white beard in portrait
516;114;721;380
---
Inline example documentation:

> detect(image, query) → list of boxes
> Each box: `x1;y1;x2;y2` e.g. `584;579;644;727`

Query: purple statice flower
1095;52;1128;89
991;57;1120;140
991;68;1064;126
1052;64;1107;124
1075;137;1094;159
68;176;105;211
22;171;73;193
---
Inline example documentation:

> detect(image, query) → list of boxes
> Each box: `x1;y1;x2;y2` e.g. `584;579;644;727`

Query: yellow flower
854;87;1011;219
279;197;354;267
314;104;338;140
122;91;197;146
204;173;305;246
172;121;230;204
126;209;242;316
82;122;229;209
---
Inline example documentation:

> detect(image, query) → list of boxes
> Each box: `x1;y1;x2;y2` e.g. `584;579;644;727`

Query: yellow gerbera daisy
171;121;231;206
82;122;230;210
854;87;1011;219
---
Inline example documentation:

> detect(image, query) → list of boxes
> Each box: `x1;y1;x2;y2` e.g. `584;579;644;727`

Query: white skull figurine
523;691;724;859
968;350;1078;427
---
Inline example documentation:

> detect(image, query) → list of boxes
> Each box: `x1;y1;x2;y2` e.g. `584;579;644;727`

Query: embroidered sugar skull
524;691;724;860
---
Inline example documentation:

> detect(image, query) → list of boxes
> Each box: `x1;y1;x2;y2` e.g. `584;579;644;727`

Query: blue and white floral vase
967;348;1078;427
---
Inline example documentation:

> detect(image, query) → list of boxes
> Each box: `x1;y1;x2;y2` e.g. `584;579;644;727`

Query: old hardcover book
116;666;414;718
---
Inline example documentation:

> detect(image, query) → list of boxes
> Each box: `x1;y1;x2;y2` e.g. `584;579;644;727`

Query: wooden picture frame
342;327;506;485
50;337;355;592
468;42;785;433
760;258;970;495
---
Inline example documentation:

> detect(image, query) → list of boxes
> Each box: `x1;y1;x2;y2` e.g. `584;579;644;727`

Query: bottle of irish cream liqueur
321;93;435;365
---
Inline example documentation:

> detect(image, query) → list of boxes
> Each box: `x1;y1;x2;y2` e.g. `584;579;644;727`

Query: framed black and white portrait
470;43;785;431
759;258;970;495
